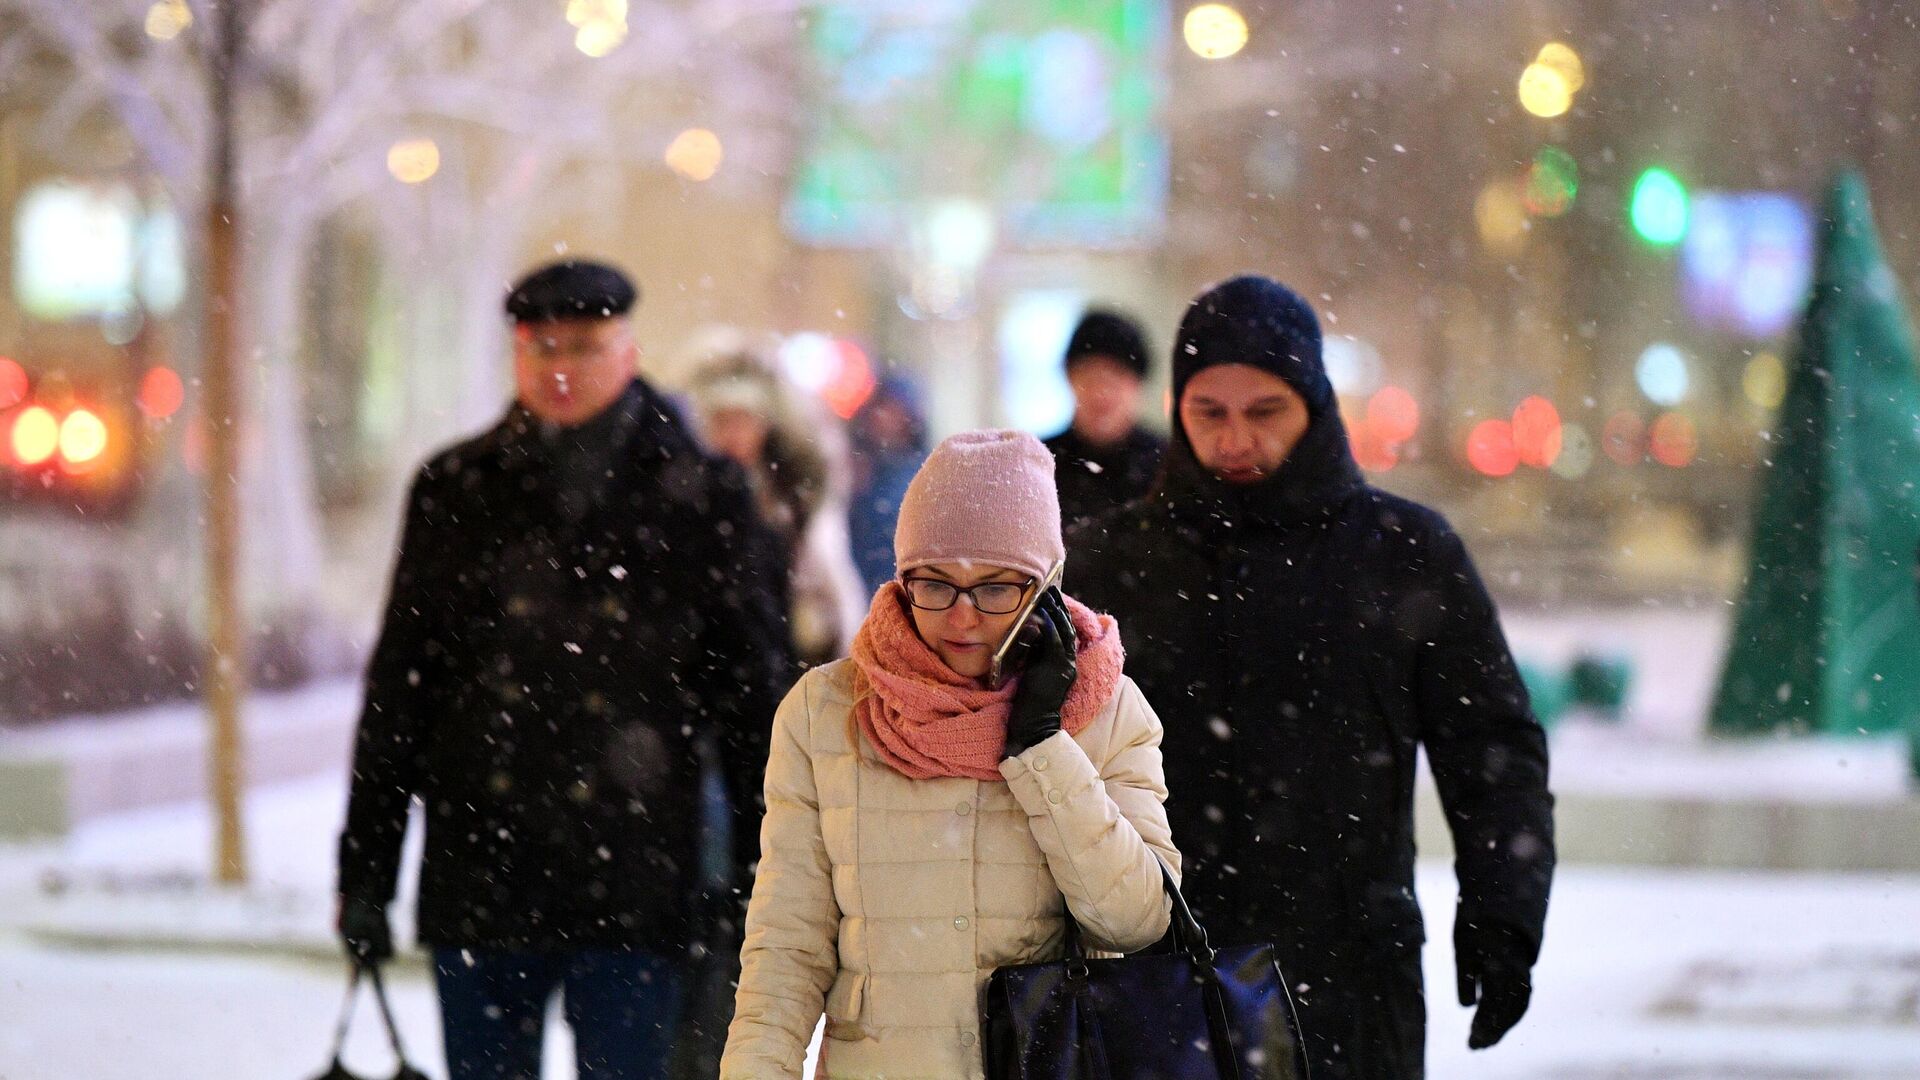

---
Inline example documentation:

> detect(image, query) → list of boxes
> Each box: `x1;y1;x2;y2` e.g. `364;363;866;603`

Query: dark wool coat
1043;424;1167;529
338;379;793;953
1069;403;1554;1079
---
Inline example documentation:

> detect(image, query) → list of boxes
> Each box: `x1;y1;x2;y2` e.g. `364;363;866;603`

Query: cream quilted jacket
720;658;1180;1079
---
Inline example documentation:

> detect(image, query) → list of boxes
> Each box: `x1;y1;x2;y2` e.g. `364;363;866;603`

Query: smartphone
987;559;1066;690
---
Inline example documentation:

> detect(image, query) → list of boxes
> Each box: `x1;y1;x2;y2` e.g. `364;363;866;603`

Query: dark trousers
432;948;688;1080
1289;945;1426;1080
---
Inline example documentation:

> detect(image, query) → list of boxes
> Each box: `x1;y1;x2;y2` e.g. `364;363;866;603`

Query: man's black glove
338;896;394;967
1005;588;1076;757
1455;917;1535;1049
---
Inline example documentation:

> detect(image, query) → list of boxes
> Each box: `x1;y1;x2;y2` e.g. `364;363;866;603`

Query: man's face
1067;356;1144;446
1178;364;1311;484
512;318;637;427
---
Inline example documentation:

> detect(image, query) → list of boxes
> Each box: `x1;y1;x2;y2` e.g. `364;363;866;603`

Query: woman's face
901;561;1033;680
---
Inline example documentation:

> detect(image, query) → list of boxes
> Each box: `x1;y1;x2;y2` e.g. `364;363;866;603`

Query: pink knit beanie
894;429;1064;584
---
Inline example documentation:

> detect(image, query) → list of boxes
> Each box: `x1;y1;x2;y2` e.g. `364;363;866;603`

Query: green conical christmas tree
1710;170;1920;739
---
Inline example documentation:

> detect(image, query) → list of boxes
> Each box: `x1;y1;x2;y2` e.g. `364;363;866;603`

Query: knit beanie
1171;275;1330;416
1064;309;1151;380
894;429;1064;584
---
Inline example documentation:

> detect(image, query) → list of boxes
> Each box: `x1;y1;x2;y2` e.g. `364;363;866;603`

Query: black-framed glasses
901;576;1034;615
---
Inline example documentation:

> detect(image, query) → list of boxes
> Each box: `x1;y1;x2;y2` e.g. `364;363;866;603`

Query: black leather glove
338;896;394;967
1005;588;1077;757
1455;917;1535;1049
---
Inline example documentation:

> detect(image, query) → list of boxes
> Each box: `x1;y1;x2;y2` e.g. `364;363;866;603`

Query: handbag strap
327;963;417;1069
1058;856;1215;966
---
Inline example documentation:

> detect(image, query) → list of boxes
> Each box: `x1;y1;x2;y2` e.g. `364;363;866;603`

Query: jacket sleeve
999;678;1177;953
1404;521;1556;961
337;469;439;906
721;675;839;1079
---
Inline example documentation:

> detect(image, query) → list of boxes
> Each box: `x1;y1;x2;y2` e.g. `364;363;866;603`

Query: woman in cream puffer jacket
720;430;1178;1080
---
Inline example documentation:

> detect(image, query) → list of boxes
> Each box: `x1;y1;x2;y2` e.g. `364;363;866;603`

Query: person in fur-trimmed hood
722;429;1178;1079
1070;275;1556;1080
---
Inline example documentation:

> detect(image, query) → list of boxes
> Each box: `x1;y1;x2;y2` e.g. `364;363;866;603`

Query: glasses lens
904;579;958;610
971;583;1027;614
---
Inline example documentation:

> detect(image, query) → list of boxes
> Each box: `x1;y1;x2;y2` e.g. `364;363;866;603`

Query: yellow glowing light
575;19;629;57
1475;178;1530;254
144;0;192;41
1518;62;1573;119
1183;4;1249;60
566;0;628;27
386;139;441;184
1535;42;1586;93
665;128;724;182
59;408;107;465
12;406;58;465
1743;351;1787;409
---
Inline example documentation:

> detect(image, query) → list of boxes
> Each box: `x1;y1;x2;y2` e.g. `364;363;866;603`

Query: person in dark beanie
1043;308;1167;528
336;259;793;1080
1070;275;1555;1079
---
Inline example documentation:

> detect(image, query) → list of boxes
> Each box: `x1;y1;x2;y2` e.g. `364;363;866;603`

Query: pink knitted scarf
851;584;1125;782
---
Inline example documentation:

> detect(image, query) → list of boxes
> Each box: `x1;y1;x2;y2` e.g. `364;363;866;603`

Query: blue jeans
432;948;688;1080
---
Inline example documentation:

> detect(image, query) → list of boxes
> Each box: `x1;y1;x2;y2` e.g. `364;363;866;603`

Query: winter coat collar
1153;405;1365;534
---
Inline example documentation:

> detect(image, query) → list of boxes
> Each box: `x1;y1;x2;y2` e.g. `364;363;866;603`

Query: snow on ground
3;775;1920;1079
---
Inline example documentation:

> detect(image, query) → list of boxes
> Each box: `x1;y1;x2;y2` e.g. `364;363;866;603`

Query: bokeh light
1535;42;1586;93
822;339;877;420
1518;62;1573;118
1475;178;1530;254
1602;410;1645;465
144;0;191;41
1511;395;1563;468
387;139;441;184
1649;411;1699;467
59;408;107;466
1743;351;1787;409
569;0;629;56
665;129;724;182
1184;4;1249;60
0;357;26;408
1524;146;1578;218
1350;419;1400;473
11;405;58;466
1630;167;1689;245
1550;423;1595;479
1366;385;1420;444
1635;343;1690;406
1466;419;1519;477
138;366;186;420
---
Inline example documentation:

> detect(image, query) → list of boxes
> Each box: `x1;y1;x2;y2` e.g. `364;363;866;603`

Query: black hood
1157;275;1363;528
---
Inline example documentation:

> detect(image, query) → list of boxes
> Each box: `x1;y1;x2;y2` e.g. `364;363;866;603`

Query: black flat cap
505;260;638;322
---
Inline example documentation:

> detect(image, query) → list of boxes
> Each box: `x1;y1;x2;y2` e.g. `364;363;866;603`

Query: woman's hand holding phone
1003;588;1078;758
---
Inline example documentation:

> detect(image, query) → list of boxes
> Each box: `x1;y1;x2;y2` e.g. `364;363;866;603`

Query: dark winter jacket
338;378;794;953
1069;399;1554;1078
1043;424;1167;529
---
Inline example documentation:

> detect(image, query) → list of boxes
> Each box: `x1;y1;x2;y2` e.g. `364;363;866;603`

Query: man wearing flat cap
1072;276;1555;1079
336;259;793;1079
1044;308;1168;529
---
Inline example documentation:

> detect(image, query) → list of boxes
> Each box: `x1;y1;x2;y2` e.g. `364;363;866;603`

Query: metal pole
204;0;249;885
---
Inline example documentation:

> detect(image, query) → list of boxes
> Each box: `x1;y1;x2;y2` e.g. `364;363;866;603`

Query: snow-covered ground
4;774;1920;1079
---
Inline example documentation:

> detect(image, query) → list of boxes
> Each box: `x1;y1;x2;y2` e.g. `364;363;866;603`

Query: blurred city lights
1536;42;1587;93
144;0;192;41
0;357;26;408
138;365;186;420
1511;395;1563;468
1648;411;1699;467
1323;336;1383;396
1630;167;1689;245
59;408;107;466
1183;4;1249;60
11;405;58;466
822;340;877;420
665;129;725;182
778;332;839;393
1635;342;1691;406
1366;385;1420;444
1602;410;1646;465
1517;62;1573;118
1550;423;1595;479
1743;351;1788;409
386;139;441;184
569;0;629;57
1475;178;1530;254
1350;420;1400;473
1523;146;1578;218
1466;419;1519;477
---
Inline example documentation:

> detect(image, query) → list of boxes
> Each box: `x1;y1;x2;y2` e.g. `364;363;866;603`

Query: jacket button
955;802;972;817
1031;755;1049;771
953;916;970;931
960;1031;977;1046
1046;789;1064;805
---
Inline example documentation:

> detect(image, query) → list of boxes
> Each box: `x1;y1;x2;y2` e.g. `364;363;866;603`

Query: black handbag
308;963;433;1080
983;861;1310;1080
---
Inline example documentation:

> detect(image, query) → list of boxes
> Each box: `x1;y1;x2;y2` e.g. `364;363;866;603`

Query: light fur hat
894;429;1064;584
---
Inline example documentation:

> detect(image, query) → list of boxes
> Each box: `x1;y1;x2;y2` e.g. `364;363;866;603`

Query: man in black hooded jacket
1070;276;1554;1079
